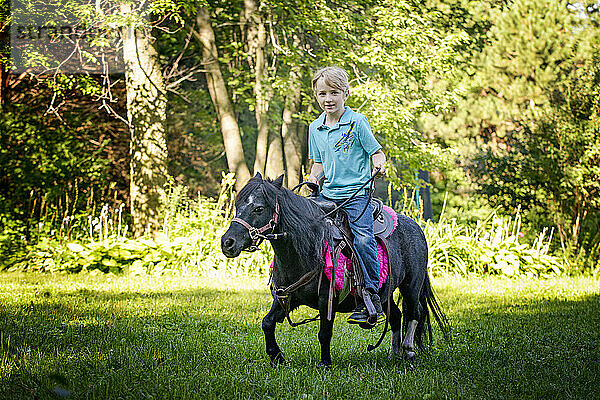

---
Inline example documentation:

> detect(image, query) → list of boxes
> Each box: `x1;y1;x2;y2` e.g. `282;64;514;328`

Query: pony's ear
272;174;284;189
253;172;263;180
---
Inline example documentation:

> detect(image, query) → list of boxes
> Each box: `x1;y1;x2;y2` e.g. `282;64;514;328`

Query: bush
6;173;273;276
426;199;563;277
4;175;571;279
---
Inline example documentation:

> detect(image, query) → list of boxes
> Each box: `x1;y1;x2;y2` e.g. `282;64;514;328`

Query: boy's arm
308;162;324;184
371;149;386;176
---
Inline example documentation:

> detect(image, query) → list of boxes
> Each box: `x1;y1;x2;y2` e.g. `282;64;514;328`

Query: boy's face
314;78;349;118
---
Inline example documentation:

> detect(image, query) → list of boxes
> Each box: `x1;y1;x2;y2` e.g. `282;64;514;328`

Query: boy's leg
343;194;380;292
342;194;383;325
319;193;382;324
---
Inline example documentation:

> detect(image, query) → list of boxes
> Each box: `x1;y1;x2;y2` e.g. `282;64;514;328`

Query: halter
231;197;286;252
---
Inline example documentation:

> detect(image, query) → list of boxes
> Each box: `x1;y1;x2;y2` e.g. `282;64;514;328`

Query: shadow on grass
403;292;600;400
0;285;271;399
0;280;599;399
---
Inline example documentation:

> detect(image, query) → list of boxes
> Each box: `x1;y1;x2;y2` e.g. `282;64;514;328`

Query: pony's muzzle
221;225;251;258
221;235;238;258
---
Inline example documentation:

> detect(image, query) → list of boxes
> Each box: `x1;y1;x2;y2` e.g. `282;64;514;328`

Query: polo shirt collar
317;106;353;130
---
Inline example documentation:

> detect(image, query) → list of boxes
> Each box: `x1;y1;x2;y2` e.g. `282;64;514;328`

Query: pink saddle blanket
323;238;388;291
324;206;397;291
269;206;397;292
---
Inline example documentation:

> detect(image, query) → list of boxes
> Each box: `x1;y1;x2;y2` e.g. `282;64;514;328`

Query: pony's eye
253;206;265;214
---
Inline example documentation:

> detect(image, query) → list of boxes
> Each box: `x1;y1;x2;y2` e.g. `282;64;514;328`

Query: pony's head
221;173;284;257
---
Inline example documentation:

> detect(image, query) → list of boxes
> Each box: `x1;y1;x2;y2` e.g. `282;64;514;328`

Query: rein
271;267;322;327
321;167;381;222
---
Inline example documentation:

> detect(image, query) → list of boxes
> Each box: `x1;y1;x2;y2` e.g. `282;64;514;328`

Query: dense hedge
4;175;582;279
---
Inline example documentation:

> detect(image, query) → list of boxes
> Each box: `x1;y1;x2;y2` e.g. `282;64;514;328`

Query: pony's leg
387;295;403;360
318;296;337;366
262;298;286;364
399;285;422;360
402;320;419;360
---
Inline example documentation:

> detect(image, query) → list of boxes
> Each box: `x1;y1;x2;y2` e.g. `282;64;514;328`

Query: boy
307;66;387;325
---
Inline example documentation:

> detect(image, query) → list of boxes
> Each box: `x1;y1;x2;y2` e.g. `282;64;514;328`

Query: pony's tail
417;273;451;349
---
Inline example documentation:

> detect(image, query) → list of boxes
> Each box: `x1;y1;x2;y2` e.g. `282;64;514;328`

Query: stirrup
347;306;369;324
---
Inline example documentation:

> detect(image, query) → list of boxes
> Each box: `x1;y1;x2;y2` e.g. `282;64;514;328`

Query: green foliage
0;106;108;208
419;0;600;266
7;174;274;276
426;199;563;277
0;94;115;269
471;3;600;263
0;214;29;269
429;167;495;225
341;0;466;188
7;175;568;278
3;0;598;275
47;75;102;97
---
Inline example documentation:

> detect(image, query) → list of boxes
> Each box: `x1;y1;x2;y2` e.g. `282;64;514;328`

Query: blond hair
312;66;349;93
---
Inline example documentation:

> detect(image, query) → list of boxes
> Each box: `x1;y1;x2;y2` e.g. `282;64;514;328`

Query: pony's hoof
389;348;403;360
403;349;416;360
270;353;285;365
318;360;332;368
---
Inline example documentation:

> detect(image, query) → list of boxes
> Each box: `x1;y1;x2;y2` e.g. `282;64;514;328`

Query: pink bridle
231;198;282;252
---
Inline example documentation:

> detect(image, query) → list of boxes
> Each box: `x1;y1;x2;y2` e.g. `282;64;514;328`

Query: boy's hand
309;162;324;184
371;150;386;177
373;165;385;177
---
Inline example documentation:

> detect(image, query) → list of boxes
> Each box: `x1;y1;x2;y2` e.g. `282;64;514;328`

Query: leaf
66;243;85;252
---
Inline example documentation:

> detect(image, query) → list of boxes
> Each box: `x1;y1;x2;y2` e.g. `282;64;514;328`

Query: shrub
426;199;563;277
7;173;273;276
5;176;567;278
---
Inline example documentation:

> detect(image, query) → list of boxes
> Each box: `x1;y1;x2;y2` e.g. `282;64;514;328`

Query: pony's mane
237;177;329;269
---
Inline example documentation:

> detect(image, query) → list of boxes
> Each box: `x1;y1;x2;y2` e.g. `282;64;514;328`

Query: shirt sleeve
308;125;322;162
357;115;381;156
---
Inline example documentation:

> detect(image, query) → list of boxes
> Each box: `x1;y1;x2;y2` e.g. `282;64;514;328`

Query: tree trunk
0;29;8;107
121;4;168;238
281;62;304;188
244;0;270;176
193;6;251;191
264;129;284;179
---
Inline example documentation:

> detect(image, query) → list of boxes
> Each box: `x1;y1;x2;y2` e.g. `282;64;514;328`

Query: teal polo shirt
308;106;381;199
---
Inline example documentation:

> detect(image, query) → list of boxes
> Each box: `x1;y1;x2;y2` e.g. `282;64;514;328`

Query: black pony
221;173;449;365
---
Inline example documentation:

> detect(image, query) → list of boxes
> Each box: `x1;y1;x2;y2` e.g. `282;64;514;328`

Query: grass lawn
0;271;598;400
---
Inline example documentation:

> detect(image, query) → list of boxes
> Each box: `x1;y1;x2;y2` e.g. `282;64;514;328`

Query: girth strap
328;241;345;321
272;267;321;327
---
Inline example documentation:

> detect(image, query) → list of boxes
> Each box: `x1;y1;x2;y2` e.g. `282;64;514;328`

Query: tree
279;56;304;187
190;5;251;192
419;0;600;260
242;0;272;177
475;0;599;247
265;33;303;184
2;0;176;237
345;0;459;189
120;3;170;237
0;0;8;107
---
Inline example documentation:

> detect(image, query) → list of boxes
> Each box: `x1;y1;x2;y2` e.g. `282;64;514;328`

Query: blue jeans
321;193;379;292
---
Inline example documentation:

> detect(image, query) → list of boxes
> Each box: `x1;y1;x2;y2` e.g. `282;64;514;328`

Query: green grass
0;272;598;400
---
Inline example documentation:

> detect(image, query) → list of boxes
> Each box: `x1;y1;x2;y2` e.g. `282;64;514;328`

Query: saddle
309;193;396;326
310;196;396;241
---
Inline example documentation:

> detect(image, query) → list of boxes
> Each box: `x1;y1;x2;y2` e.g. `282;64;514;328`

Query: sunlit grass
0;272;598;399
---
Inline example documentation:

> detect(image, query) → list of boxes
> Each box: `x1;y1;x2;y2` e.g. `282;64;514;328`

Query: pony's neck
270;238;313;284
269;195;326;279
